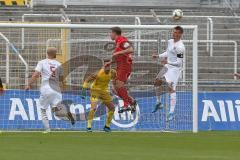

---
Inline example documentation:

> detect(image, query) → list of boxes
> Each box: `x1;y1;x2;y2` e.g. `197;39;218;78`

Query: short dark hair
111;27;122;35
174;26;184;34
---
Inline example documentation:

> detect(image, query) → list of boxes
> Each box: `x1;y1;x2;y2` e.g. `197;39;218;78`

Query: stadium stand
0;0;239;91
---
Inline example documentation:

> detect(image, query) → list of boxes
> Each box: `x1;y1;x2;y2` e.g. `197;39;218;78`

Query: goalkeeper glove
82;81;90;89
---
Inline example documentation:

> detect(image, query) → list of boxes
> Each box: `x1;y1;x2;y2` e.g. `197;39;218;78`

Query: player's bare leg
103;102;115;132
86;101;98;132
152;66;169;113
114;80;136;113
152;79;165;113
153;78;177;121
52;103;75;125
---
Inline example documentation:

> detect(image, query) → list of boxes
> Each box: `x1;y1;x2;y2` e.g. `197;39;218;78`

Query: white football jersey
160;39;185;69
35;58;63;92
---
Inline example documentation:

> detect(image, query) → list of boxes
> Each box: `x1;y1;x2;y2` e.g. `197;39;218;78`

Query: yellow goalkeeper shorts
90;89;112;103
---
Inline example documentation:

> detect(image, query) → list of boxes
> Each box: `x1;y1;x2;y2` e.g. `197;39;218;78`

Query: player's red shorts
116;67;132;83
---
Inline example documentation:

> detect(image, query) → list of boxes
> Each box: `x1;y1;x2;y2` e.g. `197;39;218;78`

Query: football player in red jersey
105;27;137;113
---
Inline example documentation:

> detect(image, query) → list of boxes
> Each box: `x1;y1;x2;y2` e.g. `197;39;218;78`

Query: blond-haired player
25;47;65;133
82;60;116;132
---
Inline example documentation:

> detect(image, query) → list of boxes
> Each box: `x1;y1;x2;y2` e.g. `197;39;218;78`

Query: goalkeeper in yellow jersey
82;59;116;132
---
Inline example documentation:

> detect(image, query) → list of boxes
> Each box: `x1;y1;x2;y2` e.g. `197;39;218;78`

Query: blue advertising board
1;90;240;131
198;92;240;130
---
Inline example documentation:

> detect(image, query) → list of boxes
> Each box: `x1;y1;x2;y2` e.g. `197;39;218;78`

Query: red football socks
116;87;133;107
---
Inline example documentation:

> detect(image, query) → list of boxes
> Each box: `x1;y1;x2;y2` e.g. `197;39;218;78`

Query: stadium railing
0;32;28;87
21;13;240;55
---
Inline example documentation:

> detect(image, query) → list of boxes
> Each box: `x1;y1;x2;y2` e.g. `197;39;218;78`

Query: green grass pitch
0;131;239;160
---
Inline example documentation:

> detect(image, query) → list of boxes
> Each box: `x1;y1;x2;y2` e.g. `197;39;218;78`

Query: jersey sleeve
119;41;132;50
35;61;42;73
159;51;168;58
159;40;170;58
176;45;185;58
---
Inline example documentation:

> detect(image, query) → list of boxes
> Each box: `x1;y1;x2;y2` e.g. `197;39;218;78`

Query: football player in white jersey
152;26;185;121
25;47;64;133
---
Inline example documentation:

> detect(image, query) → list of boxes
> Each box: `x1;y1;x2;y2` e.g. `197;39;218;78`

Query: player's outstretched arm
113;46;133;56
82;72;98;89
113;42;134;56
79;72;98;99
25;71;40;90
152;51;168;59
153;40;169;59
104;58;116;67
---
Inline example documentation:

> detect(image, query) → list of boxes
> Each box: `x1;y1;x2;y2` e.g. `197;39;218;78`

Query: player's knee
169;88;175;93
105;102;115;111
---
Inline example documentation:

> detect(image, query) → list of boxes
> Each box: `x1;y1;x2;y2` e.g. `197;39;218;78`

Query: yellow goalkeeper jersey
91;68;116;91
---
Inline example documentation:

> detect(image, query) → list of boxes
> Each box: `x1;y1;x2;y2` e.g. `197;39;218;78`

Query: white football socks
41;108;50;131
155;86;162;103
169;92;176;114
